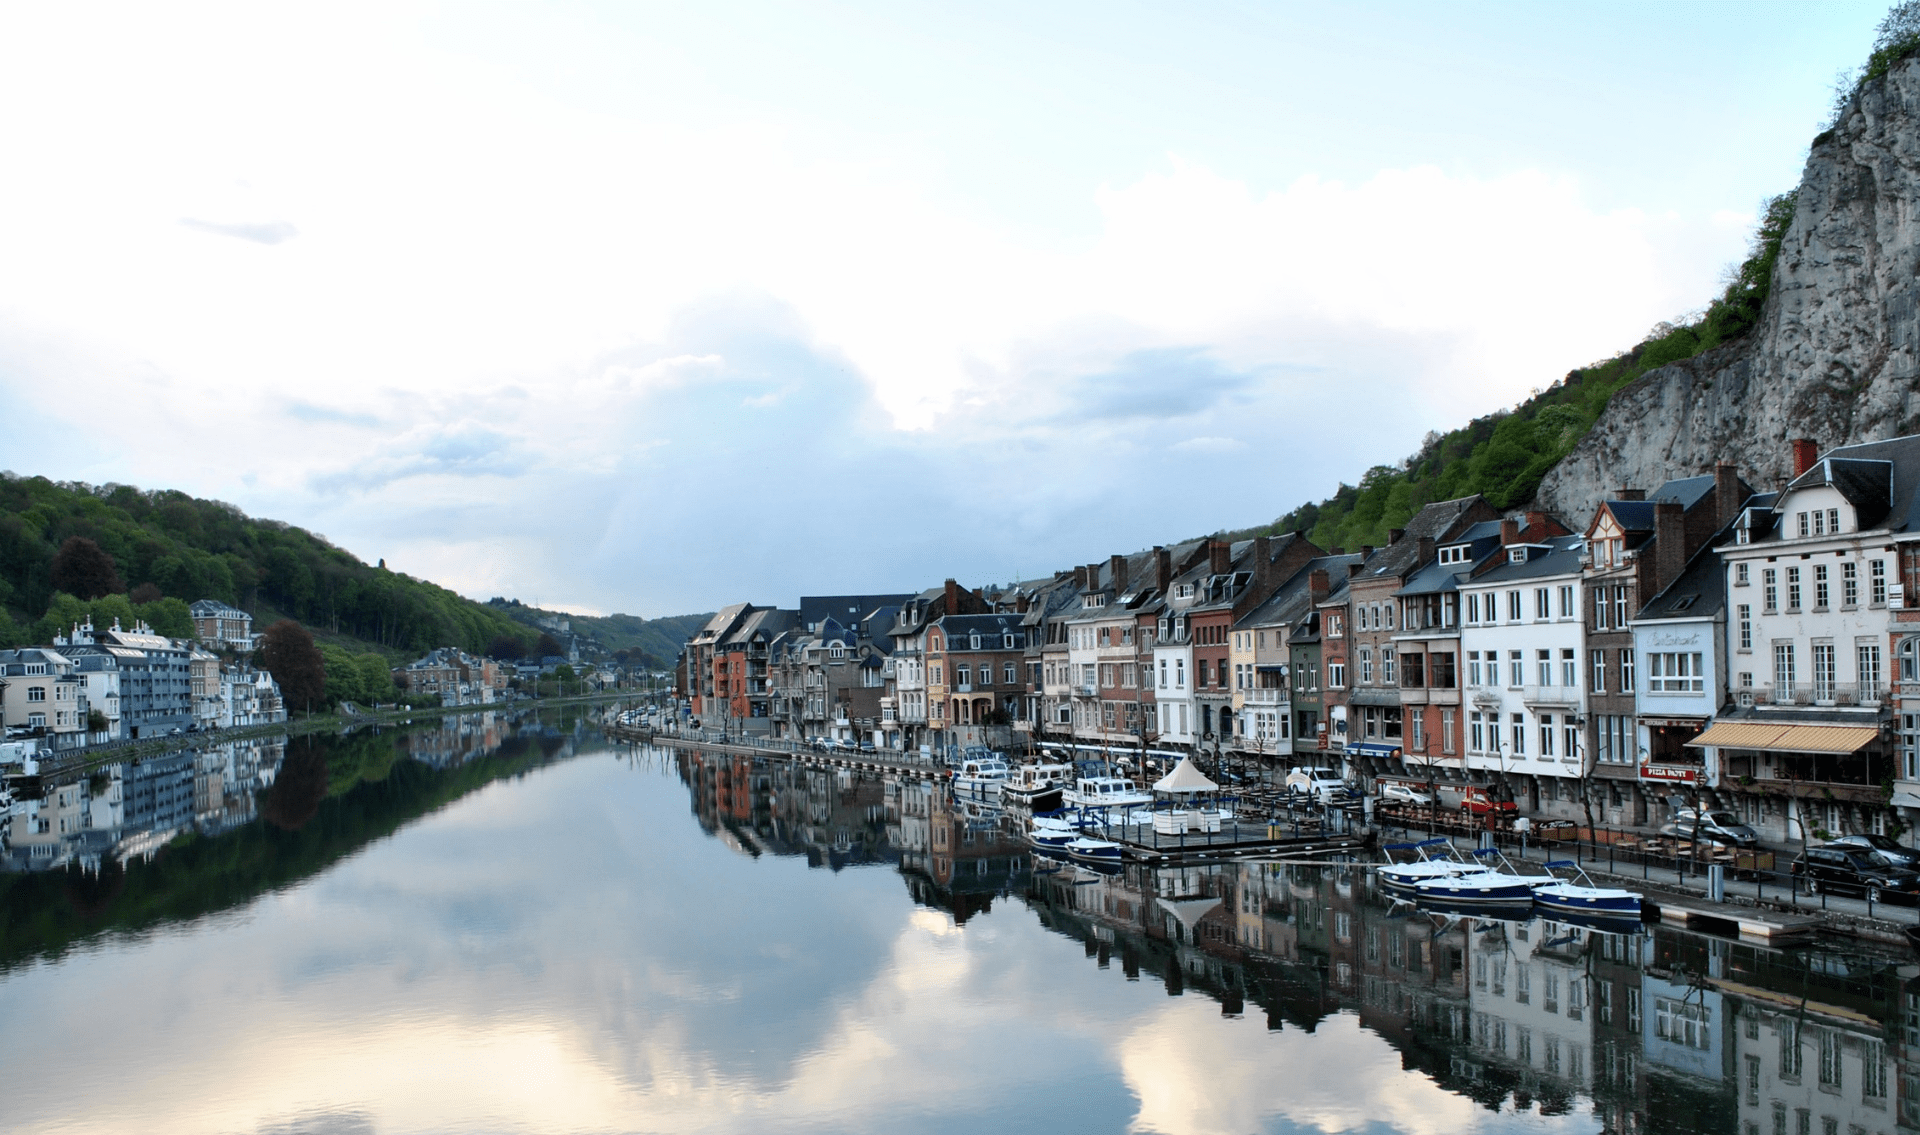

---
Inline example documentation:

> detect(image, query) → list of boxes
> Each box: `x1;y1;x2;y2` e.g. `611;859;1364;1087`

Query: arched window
1900;637;1919;682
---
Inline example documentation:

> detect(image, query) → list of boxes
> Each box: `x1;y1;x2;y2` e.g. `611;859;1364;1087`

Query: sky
0;1;1890;616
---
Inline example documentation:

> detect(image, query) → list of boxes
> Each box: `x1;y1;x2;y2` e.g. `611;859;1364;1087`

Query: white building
1152;572;1203;749
1629;542;1734;811
1458;535;1589;812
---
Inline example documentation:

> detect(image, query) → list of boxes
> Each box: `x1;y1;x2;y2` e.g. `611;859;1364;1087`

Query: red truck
1459;788;1518;818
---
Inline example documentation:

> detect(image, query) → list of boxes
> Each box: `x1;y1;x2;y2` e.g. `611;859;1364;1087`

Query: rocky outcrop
1535;54;1920;522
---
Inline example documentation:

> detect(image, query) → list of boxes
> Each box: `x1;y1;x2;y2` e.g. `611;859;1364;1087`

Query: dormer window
1083;594;1107;608
1508;548;1528;564
25;663;45;675
969;634;981;650
1175;584;1193;600
1003;633;1016;649
1438;545;1467;565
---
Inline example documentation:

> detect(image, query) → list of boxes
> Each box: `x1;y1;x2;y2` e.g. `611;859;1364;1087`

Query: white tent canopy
1152;757;1219;795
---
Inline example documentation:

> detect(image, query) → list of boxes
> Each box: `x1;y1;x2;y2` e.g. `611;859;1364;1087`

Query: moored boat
1529;859;1643;918
1062;774;1151;811
1003;762;1072;811
1377;838;1476;893
1066;835;1125;867
953;755;1011;801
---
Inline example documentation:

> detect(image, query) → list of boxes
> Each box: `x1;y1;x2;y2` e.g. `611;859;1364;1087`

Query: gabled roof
1781;434;1920;532
1465;535;1586;583
1356;496;1491;582
1239;553;1362;629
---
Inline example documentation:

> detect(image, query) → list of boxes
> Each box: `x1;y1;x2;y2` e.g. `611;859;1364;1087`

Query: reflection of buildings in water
3;738;289;872
676;752;897;871
1732;984;1900;1135
1462;913;1597;1103
401;713;508;768
900;783;1027;923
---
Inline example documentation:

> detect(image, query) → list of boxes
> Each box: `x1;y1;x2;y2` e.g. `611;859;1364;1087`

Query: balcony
1739;683;1889;707
1521;685;1580;708
1079;685;1098;697
1245;688;1286;704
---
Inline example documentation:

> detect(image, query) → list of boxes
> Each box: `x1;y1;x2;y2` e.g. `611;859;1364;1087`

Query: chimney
1714;462;1742;527
1331;547;1345;556
1109;553;1128;594
1792;438;1819;477
1016;594;1031;614
1156;546;1173;591
1500;518;1520;545
1615;488;1645;502
1087;563;1103;589
1210;540;1230;576
945;579;960;612
1360;545;1374;560
1348;562;1364;578
1525;510;1548;538
1072;566;1088;590
1253;536;1272;588
1309;569;1331;602
1654;502;1687;592
1388;528;1405;545
1417;536;1436;565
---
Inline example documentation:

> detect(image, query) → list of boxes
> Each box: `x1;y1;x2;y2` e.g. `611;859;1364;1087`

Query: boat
1066;835;1125;867
953;754;1011;801
1529;859;1643;918
1411;849;1539;905
1376;838;1477;893
1028;814;1081;852
1003;762;1072;811
1062;773;1151;811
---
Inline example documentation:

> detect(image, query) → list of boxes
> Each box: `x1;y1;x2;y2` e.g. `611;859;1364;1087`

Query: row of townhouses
1;603;288;752
681;434;1920;845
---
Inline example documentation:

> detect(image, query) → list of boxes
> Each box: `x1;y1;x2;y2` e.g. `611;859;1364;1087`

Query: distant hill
0;475;700;663
484;601;711;669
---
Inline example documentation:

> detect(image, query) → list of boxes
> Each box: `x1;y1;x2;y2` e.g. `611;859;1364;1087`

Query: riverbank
28;691;646;780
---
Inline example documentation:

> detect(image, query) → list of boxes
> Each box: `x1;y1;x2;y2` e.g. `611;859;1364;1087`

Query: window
1175;659;1185;688
1737;562;1750;586
1327;662;1344;689
1540;715;1555;757
1648;653;1706;693
1813;642;1836;700
1558;585;1574;617
1537;649;1552;685
1656;997;1712;1050
1511;712;1525;755
1442;708;1455;754
1815;564;1830;609
1509;650;1524;687
1470;711;1485;753
1403;652;1425;687
1535;588;1550;619
1860;643;1883;696
1614;585;1627;627
1621;649;1635;690
1787;566;1802;610
1508;590;1522;621
1382;649;1396;684
1830;507;1841;532
1873;559;1889;605
1158;660;1167;689
25;686;45;703
1775;643;1797;698
1781;1019;1803;1078
1764;568;1779;612
1469;651;1483;686
1467;593;1480;623
1359;648;1373;685
1844;561;1859;606
1739;604;1753;650
1562;648;1577;687
1592;649;1606;693
1594;587;1610;630
1799;511;1811;537
1820;1029;1842;1089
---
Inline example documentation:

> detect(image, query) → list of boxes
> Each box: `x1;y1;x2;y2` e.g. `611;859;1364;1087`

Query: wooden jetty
1643;896;1820;942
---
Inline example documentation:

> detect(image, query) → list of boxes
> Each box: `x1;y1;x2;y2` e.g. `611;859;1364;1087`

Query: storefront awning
1687;721;1879;755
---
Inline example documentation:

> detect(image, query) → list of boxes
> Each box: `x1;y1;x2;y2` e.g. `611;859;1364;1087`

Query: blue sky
0;1;1888;615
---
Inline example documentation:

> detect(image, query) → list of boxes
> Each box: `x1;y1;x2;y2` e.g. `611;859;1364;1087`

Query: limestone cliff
1534;54;1920;522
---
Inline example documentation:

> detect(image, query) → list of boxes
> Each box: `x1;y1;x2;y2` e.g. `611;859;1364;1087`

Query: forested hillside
0;475;672;659
485;605;712;669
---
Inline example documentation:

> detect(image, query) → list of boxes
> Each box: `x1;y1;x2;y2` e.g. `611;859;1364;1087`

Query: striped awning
1686;721;1880;755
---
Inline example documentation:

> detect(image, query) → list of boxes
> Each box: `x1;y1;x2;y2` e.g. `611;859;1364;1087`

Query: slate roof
1782;434;1920;532
1466;535;1585;584
799;594;916;630
1356;497;1487;581
1239;553;1363;629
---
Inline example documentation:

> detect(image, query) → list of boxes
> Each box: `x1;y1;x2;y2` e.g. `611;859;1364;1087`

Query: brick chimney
1525;510;1549;539
1253;536;1272;589
1155;546;1173;592
1417;536;1436;565
1653;502;1687;593
1714;462;1742;528
1109;553;1128;594
1086;563;1103;590
1072;566;1087;590
1310;569;1331;602
1209;540;1230;576
1792;438;1820;477
944;579;960;612
1348;562;1364;578
1500;518;1520;545
1388;528;1405;545
1614;488;1645;502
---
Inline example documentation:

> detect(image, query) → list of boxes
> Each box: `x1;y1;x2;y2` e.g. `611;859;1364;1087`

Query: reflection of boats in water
1003;762;1071;811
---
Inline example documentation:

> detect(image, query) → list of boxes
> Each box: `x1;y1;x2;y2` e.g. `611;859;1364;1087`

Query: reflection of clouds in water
0;753;1596;1135
1120;1010;1480;1135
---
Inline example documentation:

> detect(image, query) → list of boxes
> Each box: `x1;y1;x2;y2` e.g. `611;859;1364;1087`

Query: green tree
50;537;123;600
260;620;326;712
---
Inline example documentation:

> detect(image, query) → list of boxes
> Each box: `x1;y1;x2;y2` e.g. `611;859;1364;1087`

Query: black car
1790;847;1920;903
1823;833;1920;871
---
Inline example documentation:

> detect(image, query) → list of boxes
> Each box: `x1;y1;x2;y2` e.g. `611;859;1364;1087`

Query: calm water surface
0;708;1911;1135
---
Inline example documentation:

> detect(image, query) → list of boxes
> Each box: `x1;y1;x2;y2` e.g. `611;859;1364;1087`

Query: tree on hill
535;632;565;659
128;582;162;605
489;634;528;660
50;537;123;600
260;620;326;712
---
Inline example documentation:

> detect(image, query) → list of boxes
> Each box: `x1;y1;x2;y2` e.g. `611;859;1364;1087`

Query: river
0;706;1910;1135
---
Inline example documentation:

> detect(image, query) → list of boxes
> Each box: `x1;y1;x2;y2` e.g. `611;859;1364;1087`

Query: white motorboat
1412;849;1539;904
953;755;1011;801
1062;774;1151;811
1066;835;1124;867
1377;838;1477;893
1529;859;1642;918
1002;762;1072;810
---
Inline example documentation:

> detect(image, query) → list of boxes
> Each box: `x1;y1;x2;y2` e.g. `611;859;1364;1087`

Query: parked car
1822;833;1920;870
1790;847;1920;902
1378;782;1434;807
1284;767;1353;804
1658;809;1760;848
1458;788;1518;816
859;741;877;754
